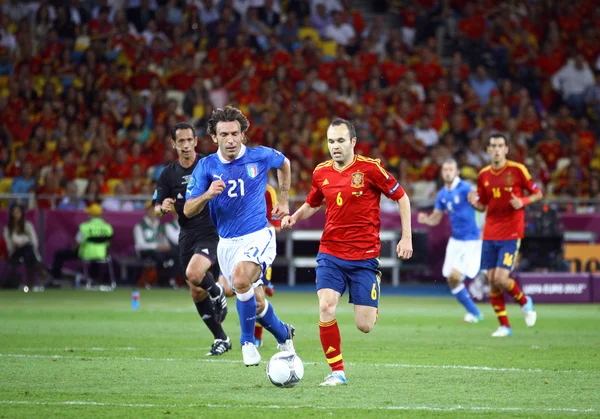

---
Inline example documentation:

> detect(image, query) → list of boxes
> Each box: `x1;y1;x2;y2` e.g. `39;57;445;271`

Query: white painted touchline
0;353;586;374
0;400;594;413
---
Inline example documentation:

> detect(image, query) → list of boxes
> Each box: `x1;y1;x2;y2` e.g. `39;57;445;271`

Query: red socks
319;319;344;372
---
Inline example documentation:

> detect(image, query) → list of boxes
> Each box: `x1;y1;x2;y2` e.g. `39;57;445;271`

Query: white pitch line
0;400;594;413
0;353;586;374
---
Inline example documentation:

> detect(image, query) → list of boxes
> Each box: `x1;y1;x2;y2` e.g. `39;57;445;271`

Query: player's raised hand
206;180;226;199
272;200;290;220
510;193;524;209
161;198;175;213
467;190;479;206
396;237;413;260
281;215;296;229
417;212;428;224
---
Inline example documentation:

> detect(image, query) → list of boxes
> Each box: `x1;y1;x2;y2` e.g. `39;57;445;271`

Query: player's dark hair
170;122;196;141
329;118;357;140
487;133;509;147
206;105;250;137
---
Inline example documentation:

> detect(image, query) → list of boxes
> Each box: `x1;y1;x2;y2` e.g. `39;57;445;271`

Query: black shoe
211;283;228;324
206;338;232;356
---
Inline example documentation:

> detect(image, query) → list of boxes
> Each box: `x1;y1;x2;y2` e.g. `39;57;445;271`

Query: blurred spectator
552;54;595;116
58;181;86;210
11;162;36;195
469;65;498;106
133;203;178;288
102;182;135;212
2;204;50;290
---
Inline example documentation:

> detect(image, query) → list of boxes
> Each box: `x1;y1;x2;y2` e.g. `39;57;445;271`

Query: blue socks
257;301;288;344
451;283;481;317
235;288;257;345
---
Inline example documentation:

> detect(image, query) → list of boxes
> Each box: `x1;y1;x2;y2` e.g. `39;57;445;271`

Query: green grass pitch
0;289;599;418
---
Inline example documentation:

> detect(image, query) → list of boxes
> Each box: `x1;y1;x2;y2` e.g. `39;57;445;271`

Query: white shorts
442;237;482;280
217;227;276;289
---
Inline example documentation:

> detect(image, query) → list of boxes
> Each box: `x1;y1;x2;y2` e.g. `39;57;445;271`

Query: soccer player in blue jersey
418;159;483;323
184;106;295;367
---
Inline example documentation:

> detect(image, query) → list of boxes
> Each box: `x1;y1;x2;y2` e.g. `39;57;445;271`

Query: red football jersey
477;161;541;240
306;155;406;260
265;184;281;228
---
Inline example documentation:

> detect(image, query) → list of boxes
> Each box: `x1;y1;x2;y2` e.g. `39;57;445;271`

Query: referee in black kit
154;122;231;356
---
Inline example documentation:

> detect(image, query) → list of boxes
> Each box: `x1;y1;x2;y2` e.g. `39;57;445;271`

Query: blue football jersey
435;177;480;241
186;145;285;238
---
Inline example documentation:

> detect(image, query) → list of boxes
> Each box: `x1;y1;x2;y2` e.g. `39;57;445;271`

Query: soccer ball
266;351;304;387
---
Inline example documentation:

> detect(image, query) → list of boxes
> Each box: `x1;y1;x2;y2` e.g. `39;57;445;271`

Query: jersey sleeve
186;159;209;200
518;166;541;195
476;174;489;205
265;186;282;227
369;161;406;201
153;167;172;205
306;172;325;208
434;190;444;211
261;146;286;169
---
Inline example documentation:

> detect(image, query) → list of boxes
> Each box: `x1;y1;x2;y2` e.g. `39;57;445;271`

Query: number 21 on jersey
228;179;245;198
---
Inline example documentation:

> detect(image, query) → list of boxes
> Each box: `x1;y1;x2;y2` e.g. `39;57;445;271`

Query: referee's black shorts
179;232;219;280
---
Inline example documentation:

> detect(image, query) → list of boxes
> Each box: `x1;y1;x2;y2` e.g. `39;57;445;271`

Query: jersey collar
446;176;460;191
217;144;246;164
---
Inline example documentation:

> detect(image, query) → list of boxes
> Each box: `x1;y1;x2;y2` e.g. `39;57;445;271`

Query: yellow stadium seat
0;177;13;193
298;27;322;46
320;40;338;58
107;178;123;194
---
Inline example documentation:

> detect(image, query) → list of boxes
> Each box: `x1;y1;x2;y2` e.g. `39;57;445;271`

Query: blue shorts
480;240;521;271
315;253;381;308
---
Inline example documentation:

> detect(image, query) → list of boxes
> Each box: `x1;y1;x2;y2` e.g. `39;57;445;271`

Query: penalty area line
0;400;594;413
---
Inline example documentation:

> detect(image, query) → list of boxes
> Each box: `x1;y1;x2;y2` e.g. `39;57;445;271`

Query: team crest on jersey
454;195;460;204
246;164;259;178
505;172;514;186
351;171;364;188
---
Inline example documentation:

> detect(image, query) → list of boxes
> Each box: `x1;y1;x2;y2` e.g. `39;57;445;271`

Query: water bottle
131;290;140;310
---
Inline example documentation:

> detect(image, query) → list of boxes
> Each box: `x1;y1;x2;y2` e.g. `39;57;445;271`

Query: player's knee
232;276;251;293
186;266;205;286
356;320;375;334
447;275;461;288
319;299;337;318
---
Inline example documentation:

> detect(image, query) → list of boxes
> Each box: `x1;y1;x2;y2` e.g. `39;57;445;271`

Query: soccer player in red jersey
468;134;543;337
282;118;413;386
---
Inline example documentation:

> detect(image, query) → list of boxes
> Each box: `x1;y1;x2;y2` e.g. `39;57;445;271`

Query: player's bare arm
281;203;321;229
273;157;291;219
155;198;175;218
468;190;487;212
184;180;226;218
417;209;443;226
509;190;543;210
396;194;413;259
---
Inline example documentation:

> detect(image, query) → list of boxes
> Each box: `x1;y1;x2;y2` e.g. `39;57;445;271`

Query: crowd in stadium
0;0;599;210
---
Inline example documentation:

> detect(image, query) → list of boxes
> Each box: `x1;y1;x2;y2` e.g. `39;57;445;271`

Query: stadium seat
0;177;13;193
298;27;322;46
320;40;338;58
